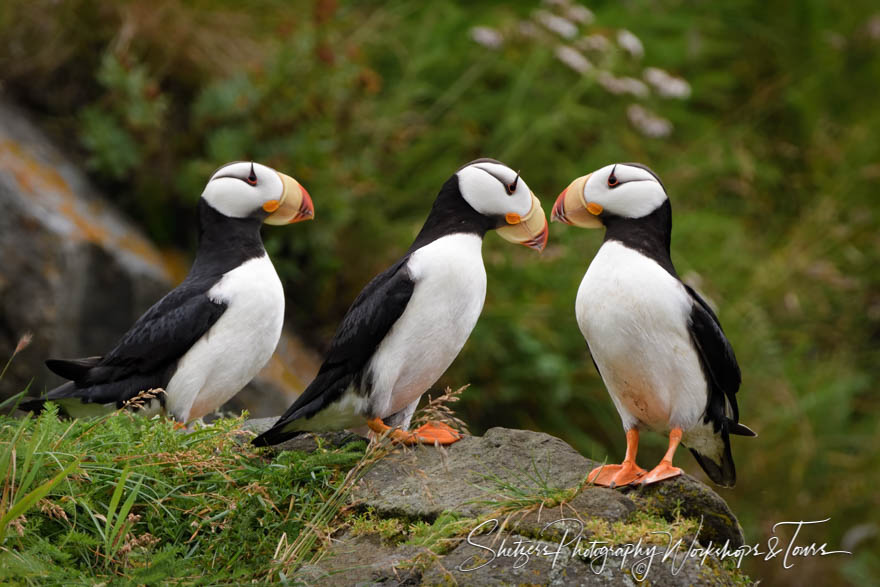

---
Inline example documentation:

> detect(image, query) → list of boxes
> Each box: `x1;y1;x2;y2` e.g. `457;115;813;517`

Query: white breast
367;233;487;419
576;241;707;432
166;254;285;421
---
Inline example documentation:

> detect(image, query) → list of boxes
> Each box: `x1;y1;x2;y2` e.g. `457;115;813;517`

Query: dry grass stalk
411;385;470;434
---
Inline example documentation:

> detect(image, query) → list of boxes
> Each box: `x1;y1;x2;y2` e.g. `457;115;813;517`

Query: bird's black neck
409;175;494;252
190;200;266;278
602;200;677;278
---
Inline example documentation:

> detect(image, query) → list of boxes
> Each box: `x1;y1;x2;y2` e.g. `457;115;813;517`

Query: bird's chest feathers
169;255;284;419
576;242;700;428
208;254;285;336
406;234;487;333
576;242;688;337
369;234;486;412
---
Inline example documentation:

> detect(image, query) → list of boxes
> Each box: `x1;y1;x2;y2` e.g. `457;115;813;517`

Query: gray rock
624;474;745;548
297;533;423;586
351;427;593;520
350;427;742;547
274;426;751;585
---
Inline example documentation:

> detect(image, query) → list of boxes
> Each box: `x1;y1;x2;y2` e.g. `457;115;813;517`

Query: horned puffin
253;158;548;447
21;161;314;422
552;163;755;487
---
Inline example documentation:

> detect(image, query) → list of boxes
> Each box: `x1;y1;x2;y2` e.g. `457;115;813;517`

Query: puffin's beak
496;193;549;251
264;172;315;225
551;173;602;229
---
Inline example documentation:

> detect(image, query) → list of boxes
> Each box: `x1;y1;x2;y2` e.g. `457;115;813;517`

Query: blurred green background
1;0;878;583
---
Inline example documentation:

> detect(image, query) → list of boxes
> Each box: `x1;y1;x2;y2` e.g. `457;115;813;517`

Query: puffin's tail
18;381;78;413
251;422;308;447
687;419;756;488
19;356;102;413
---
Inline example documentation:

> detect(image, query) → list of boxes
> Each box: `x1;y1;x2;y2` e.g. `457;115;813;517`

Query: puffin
21;161;314;422
551;163;755;487
253;158;548;447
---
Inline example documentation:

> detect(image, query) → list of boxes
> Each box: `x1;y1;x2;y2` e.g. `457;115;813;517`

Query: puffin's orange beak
551;173;602;229
290;185;314;224
264;173;314;225
496;193;549;251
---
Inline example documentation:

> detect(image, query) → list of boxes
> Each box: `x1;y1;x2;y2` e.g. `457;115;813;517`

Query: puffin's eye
246;162;258;186
607;173;619;188
505;170;521;196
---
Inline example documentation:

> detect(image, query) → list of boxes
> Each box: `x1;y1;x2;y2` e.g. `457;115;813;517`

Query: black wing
684;284;742;427
253;258;416;446
42;283;227;405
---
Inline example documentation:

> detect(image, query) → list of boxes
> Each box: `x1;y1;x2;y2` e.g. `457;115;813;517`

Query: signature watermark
458;517;851;581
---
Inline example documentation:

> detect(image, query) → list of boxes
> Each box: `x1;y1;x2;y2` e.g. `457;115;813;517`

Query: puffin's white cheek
607;185;667;219
203;181;261;218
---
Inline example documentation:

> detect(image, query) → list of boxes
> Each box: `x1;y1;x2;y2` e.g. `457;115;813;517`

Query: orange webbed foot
638;460;683;486
405;421;462;445
367;418;462;446
588;461;647;488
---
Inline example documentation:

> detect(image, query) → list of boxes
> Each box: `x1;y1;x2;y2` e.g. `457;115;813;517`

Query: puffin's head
551;163;666;228
455;158;549;251
201;161;314;225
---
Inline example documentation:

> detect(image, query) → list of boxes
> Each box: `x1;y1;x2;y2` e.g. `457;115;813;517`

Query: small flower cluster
468;0;692;138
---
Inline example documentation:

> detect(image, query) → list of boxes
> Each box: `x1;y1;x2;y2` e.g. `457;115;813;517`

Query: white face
455;160;533;218
582;163;667;219
202;161;286;218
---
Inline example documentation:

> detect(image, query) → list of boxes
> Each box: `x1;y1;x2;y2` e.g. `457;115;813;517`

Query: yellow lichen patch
0;139;73;197
0;136;172;279
58;200;112;243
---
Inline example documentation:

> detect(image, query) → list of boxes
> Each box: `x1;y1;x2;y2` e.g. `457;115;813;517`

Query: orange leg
366;418;462;446
639;427;684;485
588;428;647;488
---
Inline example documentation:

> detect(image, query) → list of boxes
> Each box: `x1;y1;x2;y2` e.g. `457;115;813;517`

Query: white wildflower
627;104;673;138
617;29;644;59
597;72;649;97
577;34;610;53
555;46;593;73
643;67;691;99
470;26;503;50
567;5;595;25
534;9;579;39
865;14;880;40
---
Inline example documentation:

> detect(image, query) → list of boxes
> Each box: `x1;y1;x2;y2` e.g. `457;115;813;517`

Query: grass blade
0;458;79;543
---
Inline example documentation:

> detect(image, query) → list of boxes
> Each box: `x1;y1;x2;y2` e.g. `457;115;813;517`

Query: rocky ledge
245;421;750;586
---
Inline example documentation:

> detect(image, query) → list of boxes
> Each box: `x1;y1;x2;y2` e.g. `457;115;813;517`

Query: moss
406;511;476;555
347;508;408;543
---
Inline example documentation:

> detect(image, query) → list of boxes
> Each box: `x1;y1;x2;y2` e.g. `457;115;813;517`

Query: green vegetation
1;0;877;583
0;405;368;583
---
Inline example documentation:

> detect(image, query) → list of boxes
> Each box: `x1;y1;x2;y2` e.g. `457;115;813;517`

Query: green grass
0;406;368;584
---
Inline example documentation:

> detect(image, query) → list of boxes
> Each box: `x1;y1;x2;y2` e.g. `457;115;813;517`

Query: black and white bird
552;163;755;487
253;158;548;447
21;161;314;422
